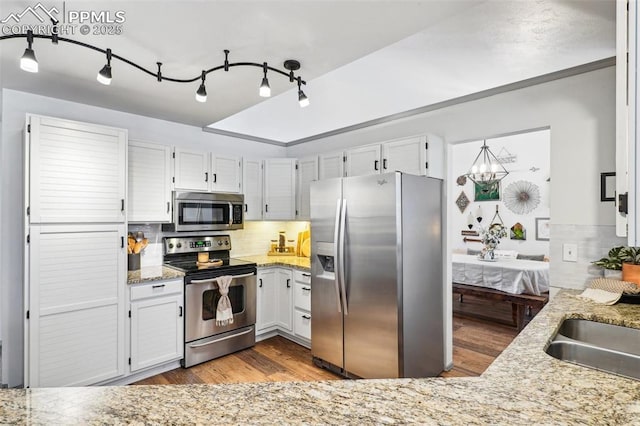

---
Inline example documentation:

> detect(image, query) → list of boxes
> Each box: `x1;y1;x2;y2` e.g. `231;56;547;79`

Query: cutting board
301;239;311;257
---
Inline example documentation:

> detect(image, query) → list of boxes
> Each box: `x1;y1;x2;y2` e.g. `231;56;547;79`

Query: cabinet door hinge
26;310;30;319
27;124;31;133
26;234;30;243
26;206;30;216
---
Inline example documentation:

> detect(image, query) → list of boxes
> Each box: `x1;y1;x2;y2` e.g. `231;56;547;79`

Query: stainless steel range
163;235;257;368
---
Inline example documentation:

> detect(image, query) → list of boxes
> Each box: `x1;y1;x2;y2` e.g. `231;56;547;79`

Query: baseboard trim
98;359;182;386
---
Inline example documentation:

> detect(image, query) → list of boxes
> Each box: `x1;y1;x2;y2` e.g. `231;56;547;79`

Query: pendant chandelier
3;26;310;108
465;140;509;184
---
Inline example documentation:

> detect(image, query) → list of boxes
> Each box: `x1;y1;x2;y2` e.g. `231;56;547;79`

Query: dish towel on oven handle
216;275;234;326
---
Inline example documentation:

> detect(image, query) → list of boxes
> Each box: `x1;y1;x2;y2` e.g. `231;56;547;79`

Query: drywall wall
287;67;616;227
451;130;551;256
0;89;286;387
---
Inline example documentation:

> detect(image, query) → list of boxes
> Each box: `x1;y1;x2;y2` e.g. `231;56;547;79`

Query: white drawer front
294;283;311;311
130;279;183;301
293;270;311;284
293;309;311;340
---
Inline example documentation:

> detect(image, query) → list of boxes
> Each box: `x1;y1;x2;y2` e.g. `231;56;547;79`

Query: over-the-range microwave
162;191;244;232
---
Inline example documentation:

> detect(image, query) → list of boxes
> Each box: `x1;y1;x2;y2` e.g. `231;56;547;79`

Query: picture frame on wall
474;180;500;201
535;217;550;241
600;172;615;202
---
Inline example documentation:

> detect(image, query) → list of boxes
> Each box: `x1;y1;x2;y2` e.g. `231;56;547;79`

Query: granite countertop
127;265;185;284
237;254;311;271
2;290;640;424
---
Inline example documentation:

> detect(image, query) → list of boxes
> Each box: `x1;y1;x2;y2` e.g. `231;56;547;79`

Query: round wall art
503;180;541;214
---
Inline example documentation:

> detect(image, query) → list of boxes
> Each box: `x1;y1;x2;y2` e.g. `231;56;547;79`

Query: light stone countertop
127;265;185;284
236;254;311;271
1;290;640;424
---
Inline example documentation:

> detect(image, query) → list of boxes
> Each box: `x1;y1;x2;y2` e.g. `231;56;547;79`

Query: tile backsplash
549;224;627;290
128;221;310;267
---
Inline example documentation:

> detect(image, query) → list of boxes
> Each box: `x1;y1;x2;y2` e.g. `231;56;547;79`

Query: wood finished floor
133;296;524;385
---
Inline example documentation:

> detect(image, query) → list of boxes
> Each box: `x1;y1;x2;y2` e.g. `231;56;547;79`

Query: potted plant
621;246;640;285
593;246;640;283
592;246;625;278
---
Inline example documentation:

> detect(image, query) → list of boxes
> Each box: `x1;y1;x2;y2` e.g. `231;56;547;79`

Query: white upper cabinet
210;155;241;193
28;115;127;223
318;151;345;180
128;140;172;223
174;150;241;193
174;149;208;191
345;144;382;177
344;135;443;179
296;156;319;220
242;158;263;221
263;158;296;220
382;136;427;175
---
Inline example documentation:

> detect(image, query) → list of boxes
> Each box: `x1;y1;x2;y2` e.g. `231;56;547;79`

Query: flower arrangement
479;223;507;259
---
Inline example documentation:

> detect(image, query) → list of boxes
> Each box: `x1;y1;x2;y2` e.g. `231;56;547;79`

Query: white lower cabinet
292;270;311;345
256;267;310;347
256;267;294;335
129;279;184;372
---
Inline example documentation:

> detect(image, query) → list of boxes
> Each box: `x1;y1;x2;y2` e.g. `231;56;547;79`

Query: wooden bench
452;283;549;331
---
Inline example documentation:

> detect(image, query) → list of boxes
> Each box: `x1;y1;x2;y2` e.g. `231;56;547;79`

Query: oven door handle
190;272;256;284
188;327;254;348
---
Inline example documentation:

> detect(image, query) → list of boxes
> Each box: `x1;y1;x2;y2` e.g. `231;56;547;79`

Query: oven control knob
224;241;229;246
168;243;174;249
177;243;182;248
217;240;223;246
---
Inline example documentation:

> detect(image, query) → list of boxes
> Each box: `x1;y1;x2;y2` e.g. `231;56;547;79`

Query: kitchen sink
545;319;640;380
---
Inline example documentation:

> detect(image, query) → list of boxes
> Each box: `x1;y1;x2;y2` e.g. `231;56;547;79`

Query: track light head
259;62;271;97
20;30;38;73
97;64;112;85
97;48;112;85
195;70;207;102
298;90;309;108
296;77;309;107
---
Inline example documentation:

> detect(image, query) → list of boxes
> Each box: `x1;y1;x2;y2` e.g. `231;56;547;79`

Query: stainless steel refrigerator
310;172;444;379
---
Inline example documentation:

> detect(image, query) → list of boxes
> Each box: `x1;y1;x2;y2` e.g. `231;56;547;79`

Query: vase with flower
479;223;507;261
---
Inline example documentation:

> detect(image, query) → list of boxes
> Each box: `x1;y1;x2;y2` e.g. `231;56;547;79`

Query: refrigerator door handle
338;198;348;315
333;198;343;313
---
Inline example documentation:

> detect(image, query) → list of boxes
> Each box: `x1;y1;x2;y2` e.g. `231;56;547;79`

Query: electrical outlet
563;243;578;262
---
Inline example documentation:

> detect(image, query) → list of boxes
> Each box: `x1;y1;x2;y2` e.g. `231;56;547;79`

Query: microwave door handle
228;202;233;227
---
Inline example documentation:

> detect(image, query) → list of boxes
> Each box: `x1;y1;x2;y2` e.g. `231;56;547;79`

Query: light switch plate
563;243;578;262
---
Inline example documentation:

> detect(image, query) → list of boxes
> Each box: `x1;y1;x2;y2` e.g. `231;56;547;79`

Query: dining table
451;253;550;295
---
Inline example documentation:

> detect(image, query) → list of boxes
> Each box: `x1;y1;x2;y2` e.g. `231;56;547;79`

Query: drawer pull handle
152;284;166;289
302;273;311;277
302;287;311;292
302;315;311;320
179;306;183;317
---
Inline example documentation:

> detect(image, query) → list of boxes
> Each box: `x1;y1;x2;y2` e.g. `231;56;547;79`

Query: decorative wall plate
510;222;526;240
456;191;470;213
503;180;541;214
456;175;467;186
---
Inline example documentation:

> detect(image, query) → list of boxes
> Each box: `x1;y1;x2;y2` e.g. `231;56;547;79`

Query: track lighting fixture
3;31;309;108
97;48;113;85
195;71;207;103
259;62;271;97
297;77;309;108
20;30;38;73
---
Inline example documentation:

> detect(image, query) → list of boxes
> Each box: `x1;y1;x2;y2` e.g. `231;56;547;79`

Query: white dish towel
216;275;234;326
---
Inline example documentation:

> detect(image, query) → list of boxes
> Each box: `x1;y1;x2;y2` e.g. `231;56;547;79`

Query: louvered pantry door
28;115;127;224
27;224;126;387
